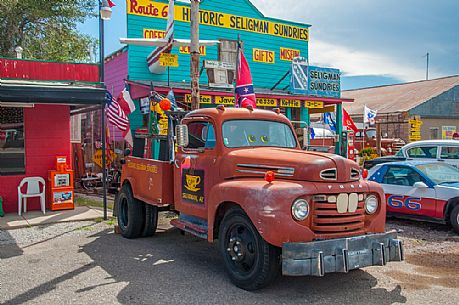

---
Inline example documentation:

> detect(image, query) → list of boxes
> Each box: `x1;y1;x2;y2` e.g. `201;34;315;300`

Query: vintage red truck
116;107;403;290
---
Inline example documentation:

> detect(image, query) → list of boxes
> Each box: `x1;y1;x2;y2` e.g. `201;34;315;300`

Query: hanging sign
304;101;324;109
215;96;235;105
256;98;277;107
280;99;301;108
159;53;179;67
185;94;212;104
308;66;341;98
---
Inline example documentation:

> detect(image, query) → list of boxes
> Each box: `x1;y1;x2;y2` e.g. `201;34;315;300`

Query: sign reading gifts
128;0;309;42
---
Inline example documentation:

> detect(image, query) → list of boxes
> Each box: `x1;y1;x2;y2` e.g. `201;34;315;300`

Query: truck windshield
222;120;297;148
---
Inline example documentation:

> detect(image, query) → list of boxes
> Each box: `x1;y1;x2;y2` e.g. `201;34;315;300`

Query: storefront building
105;0;352;153
0;58;105;213
343;76;459;142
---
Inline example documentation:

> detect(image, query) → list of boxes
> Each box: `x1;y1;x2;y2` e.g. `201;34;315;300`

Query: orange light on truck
265;171;275;183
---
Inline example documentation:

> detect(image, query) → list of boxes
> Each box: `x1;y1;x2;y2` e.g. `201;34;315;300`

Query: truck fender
207;179;317;247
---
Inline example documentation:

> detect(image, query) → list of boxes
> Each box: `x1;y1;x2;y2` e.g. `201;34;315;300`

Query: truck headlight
365;195;379;214
292;199;310;221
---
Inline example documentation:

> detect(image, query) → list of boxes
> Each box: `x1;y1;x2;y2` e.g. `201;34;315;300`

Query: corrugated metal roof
342;75;459;115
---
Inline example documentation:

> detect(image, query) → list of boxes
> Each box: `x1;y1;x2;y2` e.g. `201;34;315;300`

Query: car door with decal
174;120;218;220
381;165;437;218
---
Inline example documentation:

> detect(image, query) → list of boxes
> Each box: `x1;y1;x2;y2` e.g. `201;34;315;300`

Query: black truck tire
142;204;158;237
218;208;281;291
450;205;459;232
117;184;145;239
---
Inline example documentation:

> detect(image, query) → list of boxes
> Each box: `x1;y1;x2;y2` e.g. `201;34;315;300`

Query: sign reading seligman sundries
307;66;341;98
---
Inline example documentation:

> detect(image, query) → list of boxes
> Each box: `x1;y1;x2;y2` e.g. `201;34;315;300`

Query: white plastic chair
18;177;46;216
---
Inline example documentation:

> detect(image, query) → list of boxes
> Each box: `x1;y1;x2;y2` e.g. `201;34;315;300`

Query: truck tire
450;205;459;232
142;204;158;237
218;208;281;291
117;184;145;239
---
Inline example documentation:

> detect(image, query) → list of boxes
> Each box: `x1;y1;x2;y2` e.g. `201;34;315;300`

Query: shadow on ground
0;230;23;259
77;226;407;305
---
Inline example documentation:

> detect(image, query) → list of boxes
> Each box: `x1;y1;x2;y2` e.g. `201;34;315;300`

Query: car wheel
449;205;459;232
117;184;145;239
142;204;158;237
218;208;280;291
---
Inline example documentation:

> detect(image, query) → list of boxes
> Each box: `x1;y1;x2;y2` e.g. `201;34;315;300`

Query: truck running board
170;214;208;240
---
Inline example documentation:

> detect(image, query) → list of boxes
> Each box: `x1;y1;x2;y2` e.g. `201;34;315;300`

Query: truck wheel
450;205;459;232
142;204;158;237
117;184;145;239
218;208;280;290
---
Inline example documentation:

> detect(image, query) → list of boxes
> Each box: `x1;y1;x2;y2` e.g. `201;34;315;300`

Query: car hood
220;147;361;183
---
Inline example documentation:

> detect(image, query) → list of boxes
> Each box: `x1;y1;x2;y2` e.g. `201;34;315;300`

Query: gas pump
339;130;357;161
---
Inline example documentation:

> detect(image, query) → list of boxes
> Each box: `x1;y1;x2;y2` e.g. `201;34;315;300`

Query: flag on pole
105;91;134;147
107;0;116;8
324;112;336;132
117;89;136;115
106;92;129;132
167;89;177;110
343;108;358;133
364;105;377;125
235;49;257;109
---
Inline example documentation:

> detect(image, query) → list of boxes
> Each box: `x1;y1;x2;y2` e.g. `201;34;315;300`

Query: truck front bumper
282;231;404;276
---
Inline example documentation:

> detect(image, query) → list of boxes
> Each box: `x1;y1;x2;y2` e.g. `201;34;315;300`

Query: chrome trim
236;163;295;176
235;169;293;177
350;168;360;180
320;168;337;180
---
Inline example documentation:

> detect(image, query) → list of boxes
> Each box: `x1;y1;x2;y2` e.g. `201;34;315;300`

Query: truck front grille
311;194;365;239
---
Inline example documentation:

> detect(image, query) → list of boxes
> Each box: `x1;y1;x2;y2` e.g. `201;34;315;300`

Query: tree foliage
0;0;96;62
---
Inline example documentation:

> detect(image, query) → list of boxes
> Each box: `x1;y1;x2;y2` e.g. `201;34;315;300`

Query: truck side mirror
176;124;189;148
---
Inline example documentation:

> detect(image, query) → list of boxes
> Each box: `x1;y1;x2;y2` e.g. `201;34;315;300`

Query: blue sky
79;0;459;90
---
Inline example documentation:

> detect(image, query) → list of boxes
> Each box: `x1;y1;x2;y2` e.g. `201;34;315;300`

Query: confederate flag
235;49;257;109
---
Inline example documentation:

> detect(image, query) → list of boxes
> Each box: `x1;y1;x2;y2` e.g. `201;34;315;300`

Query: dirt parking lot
0;216;458;305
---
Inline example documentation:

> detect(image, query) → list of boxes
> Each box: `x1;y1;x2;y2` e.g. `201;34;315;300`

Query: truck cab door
174;120;218;220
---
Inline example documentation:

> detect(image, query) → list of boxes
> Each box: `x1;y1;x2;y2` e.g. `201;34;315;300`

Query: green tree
0;0;96;62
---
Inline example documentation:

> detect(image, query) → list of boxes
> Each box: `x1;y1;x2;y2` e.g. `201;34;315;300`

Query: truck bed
122;157;174;206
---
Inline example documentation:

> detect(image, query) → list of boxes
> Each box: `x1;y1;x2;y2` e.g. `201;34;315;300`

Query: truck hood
221;147;361;183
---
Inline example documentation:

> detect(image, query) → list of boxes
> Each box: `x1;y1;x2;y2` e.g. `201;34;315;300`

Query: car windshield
366;129;376;138
222;120;297;148
416;163;459;184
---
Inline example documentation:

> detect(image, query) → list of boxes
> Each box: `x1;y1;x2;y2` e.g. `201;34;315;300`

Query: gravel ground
0;216;457;305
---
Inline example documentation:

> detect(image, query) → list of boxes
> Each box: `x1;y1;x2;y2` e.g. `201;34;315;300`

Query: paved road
0;218;458;305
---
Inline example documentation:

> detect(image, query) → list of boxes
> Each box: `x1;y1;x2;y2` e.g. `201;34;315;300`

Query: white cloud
309;39;426;82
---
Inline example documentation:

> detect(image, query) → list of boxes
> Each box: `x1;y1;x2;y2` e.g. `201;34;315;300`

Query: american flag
105;92;129;132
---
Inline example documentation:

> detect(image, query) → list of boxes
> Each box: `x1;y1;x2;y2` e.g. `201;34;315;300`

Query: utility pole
190;0;200;110
425;52;429;80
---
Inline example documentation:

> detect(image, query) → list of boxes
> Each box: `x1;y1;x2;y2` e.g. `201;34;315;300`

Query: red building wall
0;105;71;213
0;58;99;82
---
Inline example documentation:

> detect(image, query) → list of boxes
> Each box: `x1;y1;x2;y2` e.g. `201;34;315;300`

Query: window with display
0;107;25;175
